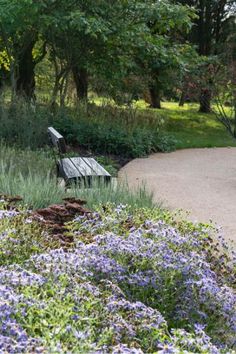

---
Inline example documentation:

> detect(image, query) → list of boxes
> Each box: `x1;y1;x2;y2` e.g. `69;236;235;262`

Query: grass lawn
142;101;236;150
159;102;236;149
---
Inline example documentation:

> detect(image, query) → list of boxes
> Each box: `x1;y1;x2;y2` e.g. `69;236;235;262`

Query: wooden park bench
47;127;111;186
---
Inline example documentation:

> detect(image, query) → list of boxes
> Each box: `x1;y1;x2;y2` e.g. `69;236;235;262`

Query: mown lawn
161;102;236;149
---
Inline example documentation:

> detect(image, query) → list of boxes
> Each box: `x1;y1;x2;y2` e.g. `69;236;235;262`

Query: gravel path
119;148;236;245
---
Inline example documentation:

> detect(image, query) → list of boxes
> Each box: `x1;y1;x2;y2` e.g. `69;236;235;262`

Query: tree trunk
0;65;4;93
50;75;60;110
197;0;213;113
60;71;69;107
198;0;206;56
16;41;36;99
233;101;236;138
179;91;186;106
149;85;161;109
199;88;211;113
72;67;88;101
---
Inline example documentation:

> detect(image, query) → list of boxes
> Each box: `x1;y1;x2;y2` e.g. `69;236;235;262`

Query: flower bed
0;202;235;353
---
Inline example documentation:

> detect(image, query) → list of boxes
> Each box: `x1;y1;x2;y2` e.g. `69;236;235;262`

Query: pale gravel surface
119;148;236;245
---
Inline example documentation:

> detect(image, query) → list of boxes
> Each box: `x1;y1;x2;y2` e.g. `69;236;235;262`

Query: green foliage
0;99;175;155
19;280;111;352
0;99;53;148
95;156;119;176
57;119;159;158
55;104;176;157
0;0;197;102
0;0;234;112
1;99;236;157
0;203;58;266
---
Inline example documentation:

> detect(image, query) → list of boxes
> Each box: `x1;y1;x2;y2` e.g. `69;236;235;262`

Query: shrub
0;99;53;149
55;108;176;157
0;99;176;156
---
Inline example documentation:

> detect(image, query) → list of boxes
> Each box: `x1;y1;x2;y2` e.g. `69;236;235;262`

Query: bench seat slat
59;158;82;179
82;157;111;177
70;157;97;176
59;157;111;180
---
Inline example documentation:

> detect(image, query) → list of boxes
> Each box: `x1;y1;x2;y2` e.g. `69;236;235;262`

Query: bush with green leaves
55;105;176;157
0;99;175;156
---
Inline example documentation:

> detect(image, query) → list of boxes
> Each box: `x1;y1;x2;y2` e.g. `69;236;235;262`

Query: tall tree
0;0;37;98
42;0;196;105
95;0;195;108
0;0;201;106
177;0;234;112
132;1;196;108
0;0;56;99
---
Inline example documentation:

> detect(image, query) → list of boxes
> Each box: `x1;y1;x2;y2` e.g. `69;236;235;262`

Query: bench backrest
47;127;67;154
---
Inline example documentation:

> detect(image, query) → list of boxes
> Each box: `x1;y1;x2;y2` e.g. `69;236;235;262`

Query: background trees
176;0;235;112
0;0;234;110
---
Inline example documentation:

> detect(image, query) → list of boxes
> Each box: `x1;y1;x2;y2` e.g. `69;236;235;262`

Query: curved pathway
119;148;236;245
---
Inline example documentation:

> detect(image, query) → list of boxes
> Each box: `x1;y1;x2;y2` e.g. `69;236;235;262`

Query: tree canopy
0;0;234;109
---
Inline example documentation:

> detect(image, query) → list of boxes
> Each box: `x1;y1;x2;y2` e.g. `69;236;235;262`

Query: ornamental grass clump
0;203;235;352
0;143;155;209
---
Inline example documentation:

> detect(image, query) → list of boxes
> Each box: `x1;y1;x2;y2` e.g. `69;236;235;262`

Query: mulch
0;194;91;246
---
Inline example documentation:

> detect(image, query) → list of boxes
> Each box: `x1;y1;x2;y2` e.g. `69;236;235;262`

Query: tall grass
0;99;175;155
71;181;155;210
0;99;53;148
0;144;155;209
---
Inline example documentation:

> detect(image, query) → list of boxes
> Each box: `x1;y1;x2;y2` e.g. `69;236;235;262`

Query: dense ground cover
0;100;175;157
0;201;235;353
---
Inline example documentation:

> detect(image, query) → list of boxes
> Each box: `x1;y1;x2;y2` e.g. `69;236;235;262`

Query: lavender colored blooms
111;344;144;353
0;284;44;353
0;266;45;287
0;204;235;352
71;206;236;348
0;210;19;219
